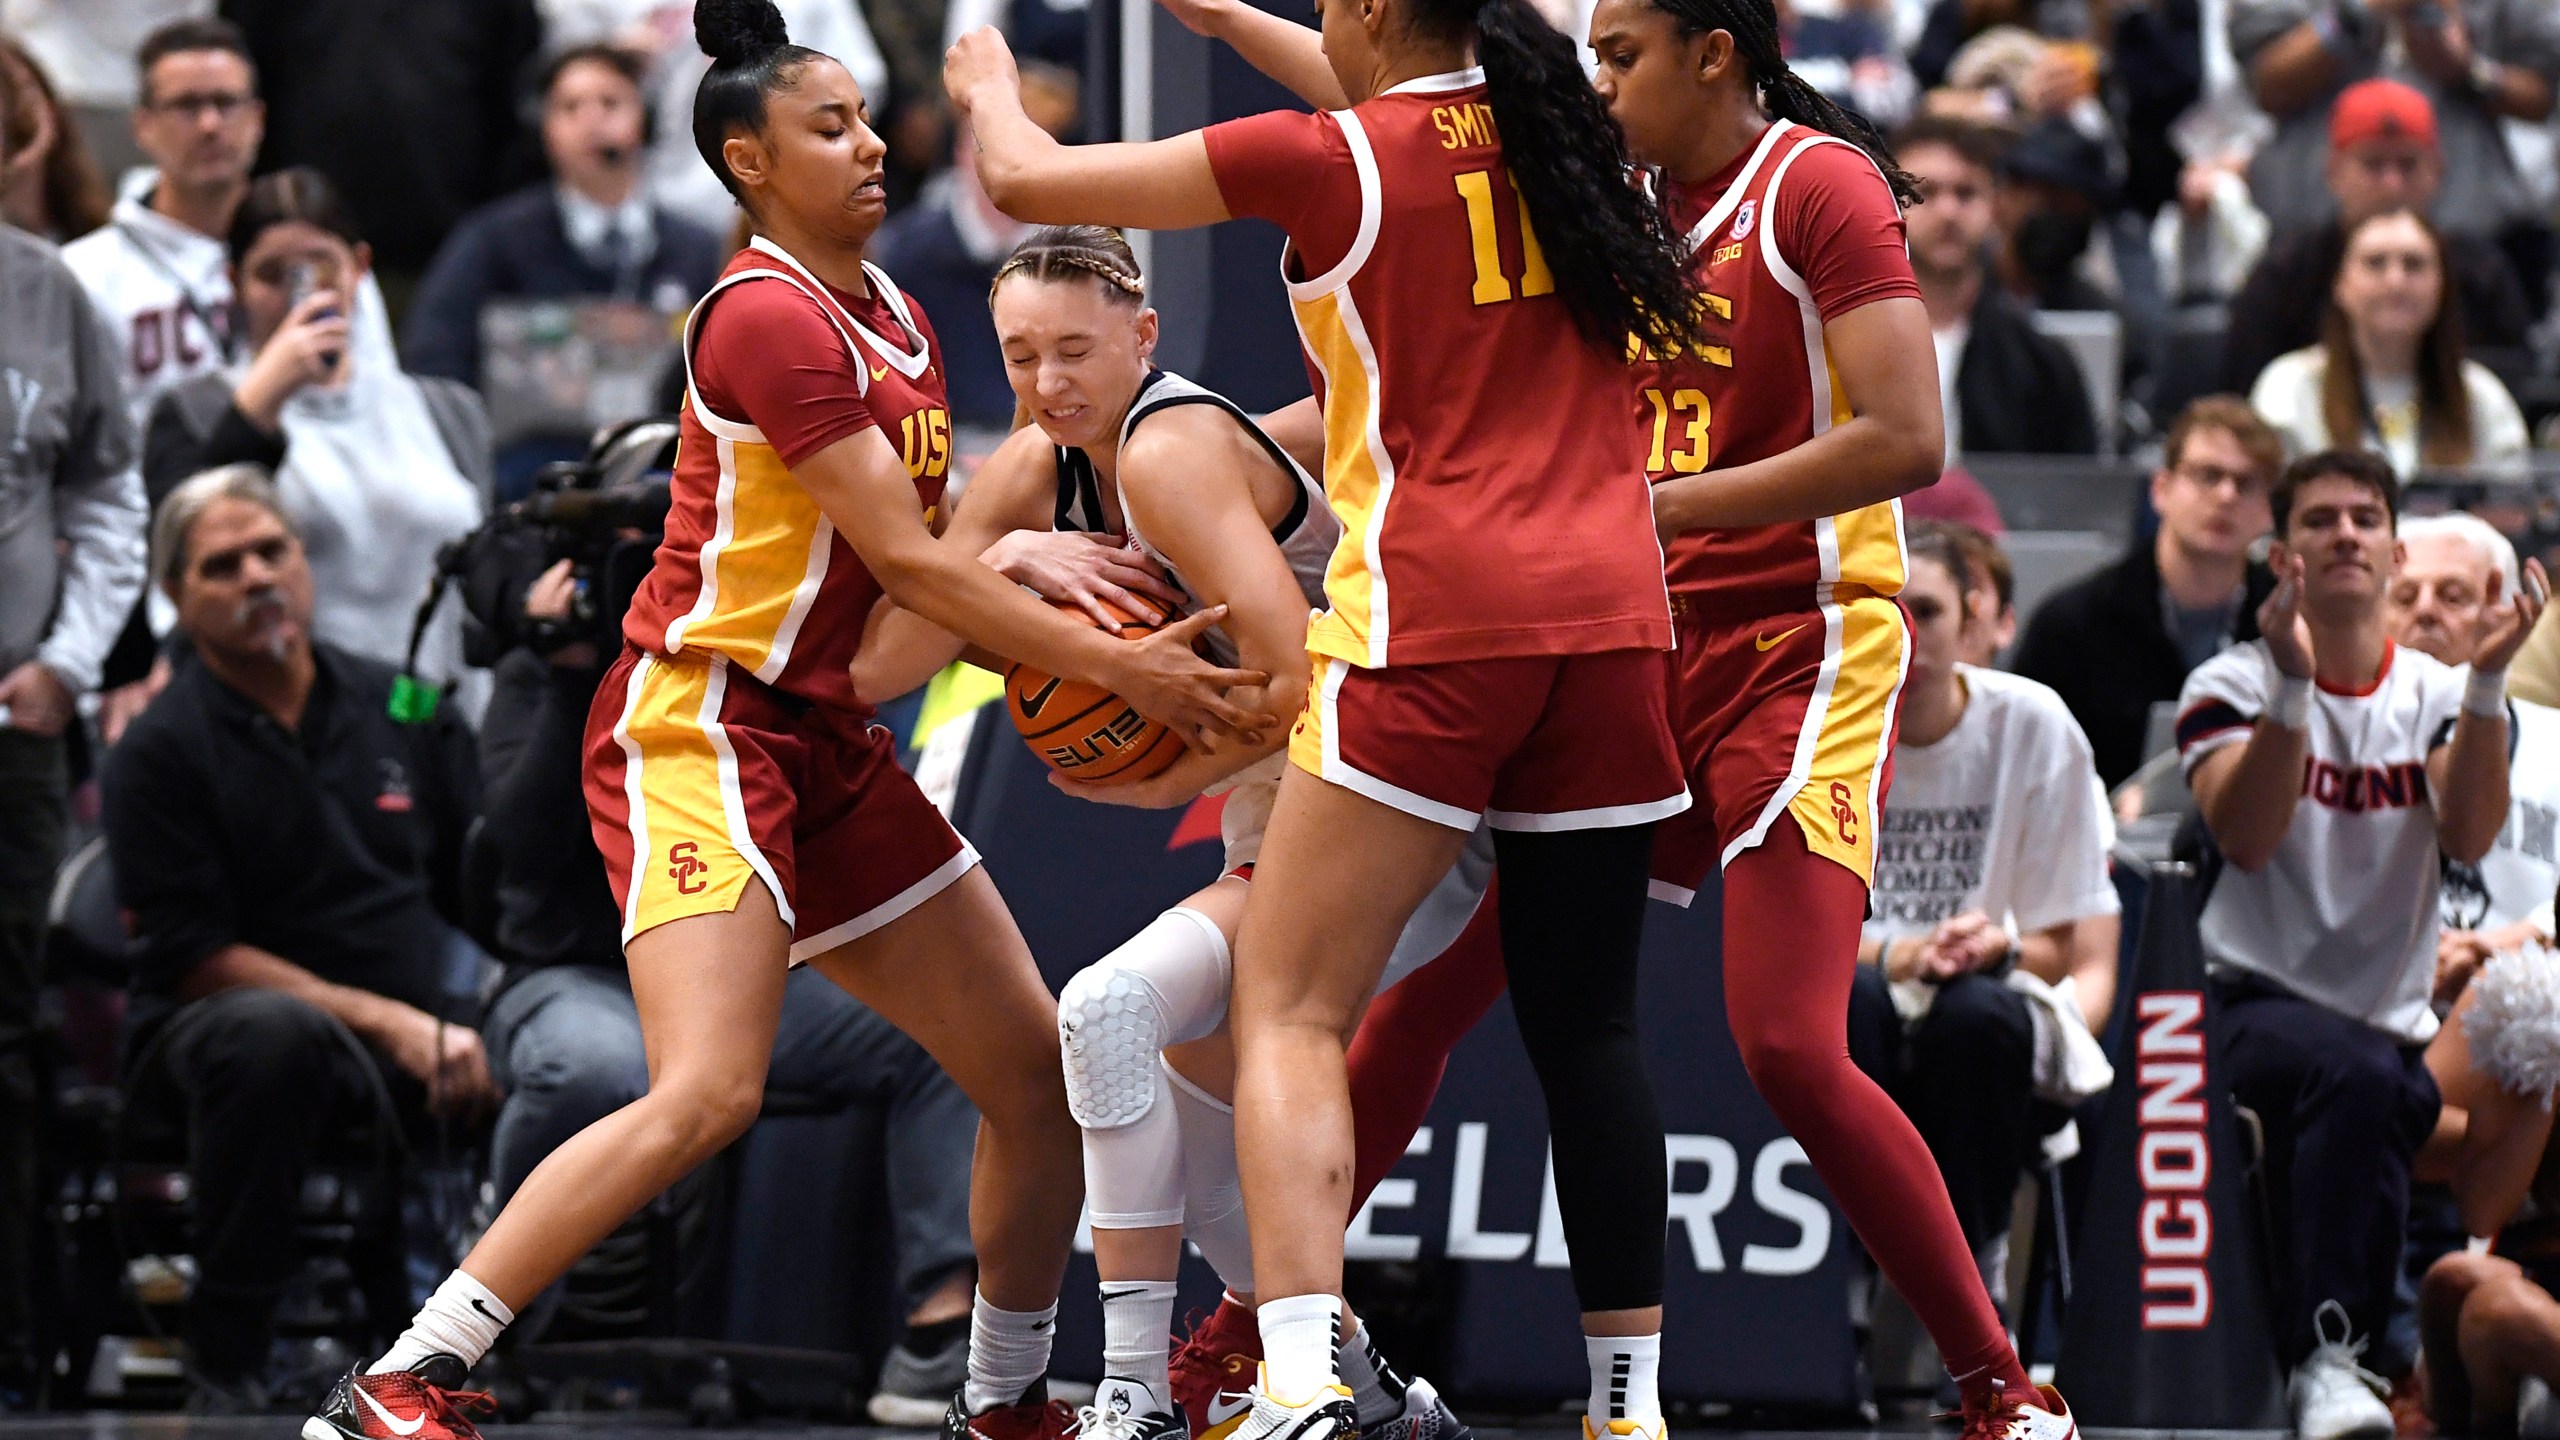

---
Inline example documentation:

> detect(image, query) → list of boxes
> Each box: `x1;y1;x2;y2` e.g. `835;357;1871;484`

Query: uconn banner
949;716;1861;1409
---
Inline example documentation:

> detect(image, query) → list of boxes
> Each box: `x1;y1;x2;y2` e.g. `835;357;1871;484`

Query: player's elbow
1884;410;1944;498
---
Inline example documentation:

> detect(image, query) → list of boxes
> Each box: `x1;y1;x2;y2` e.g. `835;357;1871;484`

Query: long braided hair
1403;0;1708;355
1651;0;1922;206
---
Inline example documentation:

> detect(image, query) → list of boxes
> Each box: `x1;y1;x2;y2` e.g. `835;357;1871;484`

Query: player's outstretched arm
948;29;1233;230
1652;295;1941;536
1055;407;1315;808
1154;0;1348;110
799;424;1274;747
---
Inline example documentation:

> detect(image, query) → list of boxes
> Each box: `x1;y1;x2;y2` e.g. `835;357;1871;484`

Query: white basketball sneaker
2289;1302;2393;1440
1228;1376;1359;1440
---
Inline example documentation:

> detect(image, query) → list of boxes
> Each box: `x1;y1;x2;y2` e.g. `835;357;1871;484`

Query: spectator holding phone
142;168;487;691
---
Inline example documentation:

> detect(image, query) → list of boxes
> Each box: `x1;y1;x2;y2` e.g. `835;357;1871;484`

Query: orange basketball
1004;597;1184;786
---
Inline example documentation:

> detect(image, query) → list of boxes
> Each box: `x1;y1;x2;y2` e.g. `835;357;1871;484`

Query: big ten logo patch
667;839;712;895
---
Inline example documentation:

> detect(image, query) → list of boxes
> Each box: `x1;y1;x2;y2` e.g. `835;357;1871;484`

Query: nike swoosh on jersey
1019;675;1063;718
358;1387;430;1436
1755;625;1806;651
869;362;889;381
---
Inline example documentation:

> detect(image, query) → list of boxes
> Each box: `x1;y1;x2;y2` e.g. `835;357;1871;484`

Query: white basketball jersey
1050;368;1337;667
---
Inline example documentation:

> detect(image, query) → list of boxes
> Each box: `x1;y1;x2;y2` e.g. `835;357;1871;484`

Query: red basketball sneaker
1959;1384;2079;1440
943;1383;1078;1440
303;1356;493;1440
1170;1301;1262;1440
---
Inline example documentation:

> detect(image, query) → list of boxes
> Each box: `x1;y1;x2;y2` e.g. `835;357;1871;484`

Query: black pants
126;988;421;1382
0;731;66;1383
1846;965;2038;1254
2213;978;2440;1370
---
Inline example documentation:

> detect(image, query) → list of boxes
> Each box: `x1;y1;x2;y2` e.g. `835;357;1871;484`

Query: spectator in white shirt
2385;512;2558;984
2178;448;2545;1440
1849;523;2121;1292
2248;208;2529;482
61;18;259;433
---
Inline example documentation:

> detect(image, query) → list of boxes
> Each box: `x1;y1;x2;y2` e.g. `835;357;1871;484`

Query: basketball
1004;597;1185;785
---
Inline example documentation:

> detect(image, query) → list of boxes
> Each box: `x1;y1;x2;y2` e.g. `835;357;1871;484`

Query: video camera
442;418;678;667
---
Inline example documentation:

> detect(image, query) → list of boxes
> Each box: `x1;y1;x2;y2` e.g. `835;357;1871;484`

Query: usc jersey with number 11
1640;119;1923;617
623;236;955;715
1203;73;1672;669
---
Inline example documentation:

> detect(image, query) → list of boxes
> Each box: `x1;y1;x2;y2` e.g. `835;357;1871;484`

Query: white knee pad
1167;1063;1253;1295
1059;908;1233;1129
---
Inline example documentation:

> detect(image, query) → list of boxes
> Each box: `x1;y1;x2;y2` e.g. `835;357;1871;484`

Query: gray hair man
2388;512;2556;992
106;464;486;1409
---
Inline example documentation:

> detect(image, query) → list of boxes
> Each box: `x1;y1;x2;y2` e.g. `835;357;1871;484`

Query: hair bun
696;0;790;66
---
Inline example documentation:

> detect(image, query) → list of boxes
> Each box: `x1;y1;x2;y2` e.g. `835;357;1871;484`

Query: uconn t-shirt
2442;698;2560;934
2177;639;2463;1042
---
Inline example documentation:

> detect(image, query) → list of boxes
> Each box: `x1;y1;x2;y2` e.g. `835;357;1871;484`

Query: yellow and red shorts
1286;647;1688;832
584;646;977;963
1648;592;1907;904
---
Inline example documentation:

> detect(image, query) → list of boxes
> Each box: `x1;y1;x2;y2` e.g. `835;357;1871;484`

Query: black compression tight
1491;821;1666;1314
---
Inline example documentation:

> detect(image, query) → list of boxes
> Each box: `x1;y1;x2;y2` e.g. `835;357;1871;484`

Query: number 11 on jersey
1455;169;1553;306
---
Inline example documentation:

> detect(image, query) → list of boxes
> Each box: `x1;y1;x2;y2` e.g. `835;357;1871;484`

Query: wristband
2470;53;2504;100
2268;670;2313;730
2466;667;2509;719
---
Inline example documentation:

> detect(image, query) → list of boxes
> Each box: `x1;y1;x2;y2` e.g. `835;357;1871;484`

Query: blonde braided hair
989;224;1145;305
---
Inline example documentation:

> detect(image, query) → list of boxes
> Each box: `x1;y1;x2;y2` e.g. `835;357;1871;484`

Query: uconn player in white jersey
855;226;1483;1440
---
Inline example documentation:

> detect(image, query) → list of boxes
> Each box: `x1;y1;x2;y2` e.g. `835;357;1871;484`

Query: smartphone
286;260;345;376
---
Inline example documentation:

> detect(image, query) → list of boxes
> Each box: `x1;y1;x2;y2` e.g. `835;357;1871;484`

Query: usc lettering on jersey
1638;121;1923;617
1204;73;1671;669
624;237;953;713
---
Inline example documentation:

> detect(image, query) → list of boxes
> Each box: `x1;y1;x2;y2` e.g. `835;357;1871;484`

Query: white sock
1257;1293;1343;1405
964;1291;1058;1415
1336;1322;1407;1428
1100;1279;1179;1408
1584;1333;1662;1429
372;1271;513;1374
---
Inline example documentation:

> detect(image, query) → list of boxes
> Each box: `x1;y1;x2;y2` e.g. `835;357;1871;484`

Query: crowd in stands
5;0;2560;1434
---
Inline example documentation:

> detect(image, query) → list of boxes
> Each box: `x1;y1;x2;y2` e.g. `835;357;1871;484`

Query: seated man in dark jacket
1897;116;2101;457
2011;395;2281;787
400;44;726;388
104;466;484;1409
2218;79;2528;395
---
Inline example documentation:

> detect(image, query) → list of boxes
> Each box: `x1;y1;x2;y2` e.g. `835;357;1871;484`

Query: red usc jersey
624;238;954;713
1640;120;1921;617
1204;72;1670;668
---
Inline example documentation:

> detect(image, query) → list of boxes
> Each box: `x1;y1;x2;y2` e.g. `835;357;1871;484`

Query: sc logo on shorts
1828;781;1859;846
668;840;711;895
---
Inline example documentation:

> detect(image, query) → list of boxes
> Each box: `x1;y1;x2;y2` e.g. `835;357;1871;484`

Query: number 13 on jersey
1455;169;1553;306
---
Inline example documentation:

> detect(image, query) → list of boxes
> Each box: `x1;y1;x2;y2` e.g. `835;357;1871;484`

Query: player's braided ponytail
1412;0;1705;355
693;0;825;203
1650;0;1921;206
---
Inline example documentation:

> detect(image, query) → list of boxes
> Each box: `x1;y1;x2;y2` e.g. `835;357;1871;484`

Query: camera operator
471;478;983;1423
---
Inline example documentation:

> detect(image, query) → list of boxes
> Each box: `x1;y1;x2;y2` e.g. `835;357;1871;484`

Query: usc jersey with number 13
1640;119;1922;617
